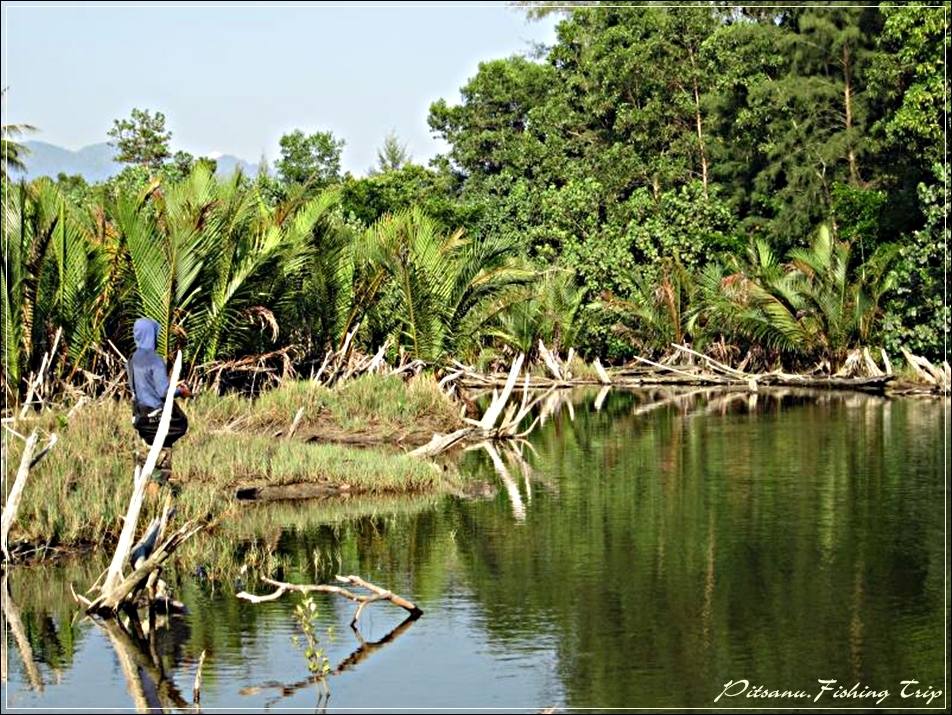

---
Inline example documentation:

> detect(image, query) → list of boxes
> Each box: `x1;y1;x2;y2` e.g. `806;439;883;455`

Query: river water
2;388;947;711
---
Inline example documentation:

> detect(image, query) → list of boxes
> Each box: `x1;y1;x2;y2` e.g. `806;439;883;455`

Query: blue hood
133;318;160;351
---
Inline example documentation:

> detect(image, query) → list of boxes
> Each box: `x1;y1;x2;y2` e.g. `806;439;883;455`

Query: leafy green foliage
880;164;950;357
2;180;108;397
276;129;345;188
107;108;172;168
1;88;36;179
291;596;331;681
2;4;947;393
357;208;534;361
697;225;900;367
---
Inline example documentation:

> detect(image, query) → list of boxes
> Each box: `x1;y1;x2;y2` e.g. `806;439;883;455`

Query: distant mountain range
19;141;259;182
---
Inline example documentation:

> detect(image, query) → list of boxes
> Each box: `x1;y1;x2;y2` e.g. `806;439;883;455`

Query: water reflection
3;388;947;711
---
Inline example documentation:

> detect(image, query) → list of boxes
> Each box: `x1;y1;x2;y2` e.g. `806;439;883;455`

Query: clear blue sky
1;2;558;174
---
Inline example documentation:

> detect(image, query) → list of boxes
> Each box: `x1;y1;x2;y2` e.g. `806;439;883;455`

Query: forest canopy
2;2;948;401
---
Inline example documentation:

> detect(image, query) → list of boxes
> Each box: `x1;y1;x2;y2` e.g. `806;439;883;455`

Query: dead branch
88;522;202;615
18;327;62;418
410;356;562;457
537;340;563;381
2;430;57;562
592;357;612;385
236;574;423;629
286;407;305;441
100;351;184;597
880;348;893;376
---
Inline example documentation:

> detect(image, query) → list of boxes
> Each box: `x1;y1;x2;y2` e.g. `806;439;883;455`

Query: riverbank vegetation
2;3;948;409
2;374;462;551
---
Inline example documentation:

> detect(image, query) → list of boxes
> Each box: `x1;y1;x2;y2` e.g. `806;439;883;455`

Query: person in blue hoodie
128;318;191;473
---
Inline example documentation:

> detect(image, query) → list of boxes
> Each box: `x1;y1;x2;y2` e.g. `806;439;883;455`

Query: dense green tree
2;180;109;397
54;172;90;203
744;5;882;245
276;129;345;187
869;4;947;170
697;225;900;368
880;164;950;358
355;208;534;361
107;108;172;168
340;162;468;230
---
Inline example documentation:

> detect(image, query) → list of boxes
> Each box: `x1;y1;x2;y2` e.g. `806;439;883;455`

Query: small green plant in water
291;595;331;695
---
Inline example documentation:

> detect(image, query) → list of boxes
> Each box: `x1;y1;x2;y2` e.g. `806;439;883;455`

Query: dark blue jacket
129;318;181;409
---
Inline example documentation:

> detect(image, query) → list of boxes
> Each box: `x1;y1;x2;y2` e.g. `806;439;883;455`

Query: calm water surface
2;388;947;711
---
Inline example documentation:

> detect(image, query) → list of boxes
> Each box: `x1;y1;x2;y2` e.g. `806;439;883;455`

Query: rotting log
901;348;948;392
407;428;474;459
237;575;422;629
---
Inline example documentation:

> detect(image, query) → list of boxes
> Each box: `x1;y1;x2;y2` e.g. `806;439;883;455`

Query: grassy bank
2;374;464;550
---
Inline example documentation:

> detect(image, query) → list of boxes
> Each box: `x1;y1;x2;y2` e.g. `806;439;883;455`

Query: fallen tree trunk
901;348;949;392
410;354;559;458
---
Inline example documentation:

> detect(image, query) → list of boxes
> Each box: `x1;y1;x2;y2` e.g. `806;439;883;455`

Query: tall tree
372;131;411;174
744;5;882;245
867;2;948;202
275;129;345;187
107;108;172;168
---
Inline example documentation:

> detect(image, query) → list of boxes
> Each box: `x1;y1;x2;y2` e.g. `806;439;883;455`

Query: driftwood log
410;353;557;458
237;575;423;629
